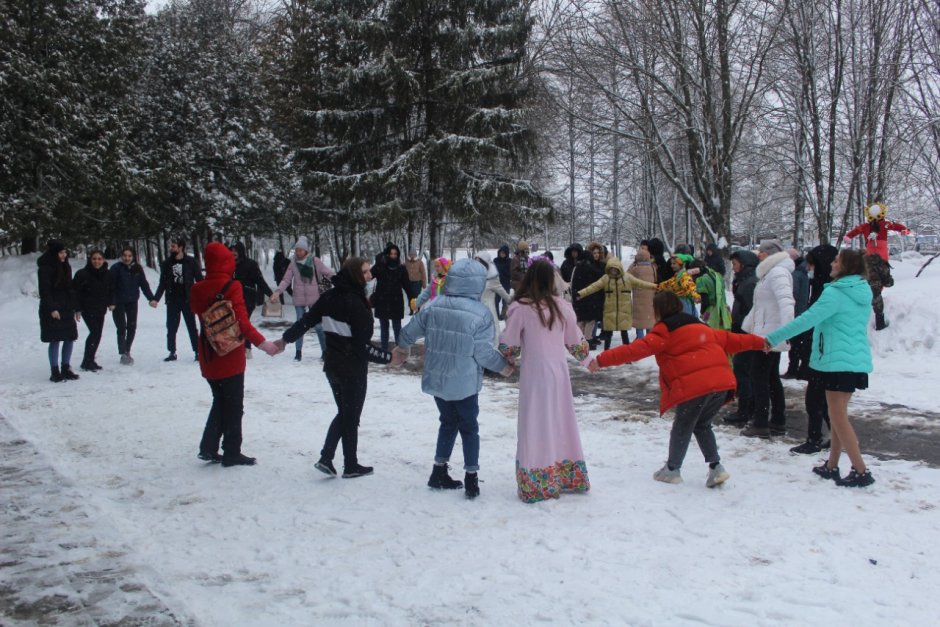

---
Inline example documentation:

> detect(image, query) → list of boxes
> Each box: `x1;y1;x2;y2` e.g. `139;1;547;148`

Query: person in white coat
475;252;512;347
741;239;794;438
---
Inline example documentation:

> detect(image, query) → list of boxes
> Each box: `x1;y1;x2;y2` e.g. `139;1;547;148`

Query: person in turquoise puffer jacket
764;249;875;488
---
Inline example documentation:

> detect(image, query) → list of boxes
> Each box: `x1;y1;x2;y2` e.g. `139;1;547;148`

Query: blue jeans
379;318;401;352
433;395;480;471
293;305;325;354
48;341;74;368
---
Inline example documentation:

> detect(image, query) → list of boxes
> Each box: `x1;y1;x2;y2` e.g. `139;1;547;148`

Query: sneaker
163;353;177;362
197;451;222;463
740;424;770;439
812;461;840;481
428;464;463;490
653;464;682;484
90;361;103;371
120;354;133;365
60;365;79;381
464;472;480;499
769;423;786;436
342;463;374;478
80;362;96;372
790;439;824;455
706;464;730;488
221;453;257;467
836;468;875;488
314;459;337;477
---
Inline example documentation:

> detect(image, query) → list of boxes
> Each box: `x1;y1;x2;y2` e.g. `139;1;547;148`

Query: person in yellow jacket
576;256;658;349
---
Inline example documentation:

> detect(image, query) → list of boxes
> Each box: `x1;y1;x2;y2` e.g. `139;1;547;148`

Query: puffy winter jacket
596;312;766;414
190;243;265;380
476;251;512;347
577;257;657;331
628;259;657;329
398;258;508;401
370;244;414;319
742;251;794;350
729;250;759;332
109;261;155;305
765;275;873;373
73;261;110;316
275;254;334;307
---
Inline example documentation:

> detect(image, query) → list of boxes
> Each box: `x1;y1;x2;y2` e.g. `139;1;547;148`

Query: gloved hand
409;298;417;313
258;340;281;356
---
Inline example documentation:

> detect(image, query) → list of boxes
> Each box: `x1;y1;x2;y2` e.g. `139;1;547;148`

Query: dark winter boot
50;367;63;383
874;313;889;331
427;464;463;490
163;352;177;362
80;361;96;372
221;453;257;467
464;472;480;499
60;365;79;381
790;439;824;455
294;349;302;362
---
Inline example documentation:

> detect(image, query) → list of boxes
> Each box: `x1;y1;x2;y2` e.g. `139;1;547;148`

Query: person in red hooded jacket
588;291;765;488
190;242;279;467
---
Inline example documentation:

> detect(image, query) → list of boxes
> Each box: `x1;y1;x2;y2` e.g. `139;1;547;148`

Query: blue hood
826;275;873;306
442;258;486;299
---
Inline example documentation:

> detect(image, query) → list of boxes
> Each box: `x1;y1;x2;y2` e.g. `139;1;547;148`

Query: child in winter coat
627;249;657;338
588;291;766;487
576;256;657;349
393;258;511;499
413;257;452;311
657;254;700;316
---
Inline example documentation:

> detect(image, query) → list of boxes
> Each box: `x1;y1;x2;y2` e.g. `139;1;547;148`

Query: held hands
499;364;514;377
108;305;115;311
51;310;60;320
74;312;81;322
763;338;773;353
258;340;282;356
149;300;159;308
273;338;287;353
269;293;280;303
409;298;417;313
587;358;601;374
390;346;409;367
688;267;701;276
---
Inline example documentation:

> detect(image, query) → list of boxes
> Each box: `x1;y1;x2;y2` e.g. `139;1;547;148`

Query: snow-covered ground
1;251;939;625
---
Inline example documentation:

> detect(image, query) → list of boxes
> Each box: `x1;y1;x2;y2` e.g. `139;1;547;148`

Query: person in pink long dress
499;260;593;503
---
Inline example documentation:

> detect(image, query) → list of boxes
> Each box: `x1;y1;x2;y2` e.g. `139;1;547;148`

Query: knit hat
517;240;529;252
46;239;65;255
293;236;310;253
758;239;785;256
434;257;452;275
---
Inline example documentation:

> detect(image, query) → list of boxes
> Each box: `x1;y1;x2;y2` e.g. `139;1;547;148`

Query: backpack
199;279;244;356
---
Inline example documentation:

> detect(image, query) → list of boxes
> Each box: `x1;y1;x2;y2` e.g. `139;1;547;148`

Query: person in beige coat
628;249;657;338
577;256;658;349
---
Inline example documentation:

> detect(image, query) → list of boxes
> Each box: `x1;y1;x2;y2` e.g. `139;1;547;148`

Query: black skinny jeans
81;310;106;365
321;371;368;468
112;301;139;355
166;296;199;354
601;330;630;349
200;373;245;458
804;369;831;442
732;351;754;419
750;351;785;428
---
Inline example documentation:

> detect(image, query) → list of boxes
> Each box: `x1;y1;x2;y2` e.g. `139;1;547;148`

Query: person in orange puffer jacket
588;291;765;488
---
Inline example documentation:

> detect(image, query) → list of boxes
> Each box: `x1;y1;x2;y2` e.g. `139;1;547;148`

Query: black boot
80;361;96;372
163;352;177;362
60;365;79;380
464;472;480;499
294;349;302;362
50;366;63;383
221;453;257;467
427;464;463;489
874;313;889;331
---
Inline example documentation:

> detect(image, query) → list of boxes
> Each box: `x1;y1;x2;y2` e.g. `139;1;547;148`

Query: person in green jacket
764;249;875;488
692;260;732;330
577;256;658;349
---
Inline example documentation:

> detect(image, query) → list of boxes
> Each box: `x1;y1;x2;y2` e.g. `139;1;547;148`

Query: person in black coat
725;249;759;425
273;250;291;302
38;240;80;382
571;241;606;348
72;249;110;371
277;257;392;478
231;242;273;354
560;243;583;283
109;246;155;365
704;243;727;277
647;238;674;283
493;244;512;318
151;237;202;361
370;243;416;351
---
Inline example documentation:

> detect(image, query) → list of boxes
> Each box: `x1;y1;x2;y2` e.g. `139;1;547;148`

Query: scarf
297;255;314;280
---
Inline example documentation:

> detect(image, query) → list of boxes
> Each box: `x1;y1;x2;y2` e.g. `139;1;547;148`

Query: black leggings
321;371;368;468
82;310;106;364
200;373;245;458
112;301;139;355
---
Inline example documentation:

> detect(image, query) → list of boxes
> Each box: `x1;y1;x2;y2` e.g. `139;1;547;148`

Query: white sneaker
653;464;682;484
706;464;730;488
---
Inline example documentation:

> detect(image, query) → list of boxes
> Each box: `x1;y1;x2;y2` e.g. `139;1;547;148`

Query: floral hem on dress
516;459;590;503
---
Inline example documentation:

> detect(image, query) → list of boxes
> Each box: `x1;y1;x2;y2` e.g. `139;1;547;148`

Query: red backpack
200;279;244;356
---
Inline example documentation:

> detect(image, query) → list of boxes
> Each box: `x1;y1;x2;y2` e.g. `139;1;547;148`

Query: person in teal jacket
764;249;875;488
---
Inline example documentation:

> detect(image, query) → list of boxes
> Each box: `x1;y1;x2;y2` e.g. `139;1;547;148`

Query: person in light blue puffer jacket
393;258;511;499
764;249;875;488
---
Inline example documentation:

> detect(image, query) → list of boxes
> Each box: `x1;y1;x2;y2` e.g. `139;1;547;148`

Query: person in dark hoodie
38;240;80;382
109;246;155;365
789;244;839;455
560;243;583;283
724;249;759;426
231;242;273;356
370;243;416;351
150;237;202;362
704;243;726;277
73;249;110;371
494;244;512;318
647;238;673;283
784;248;810;378
272;250;291;302
277;257;392;478
191;242;279;467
